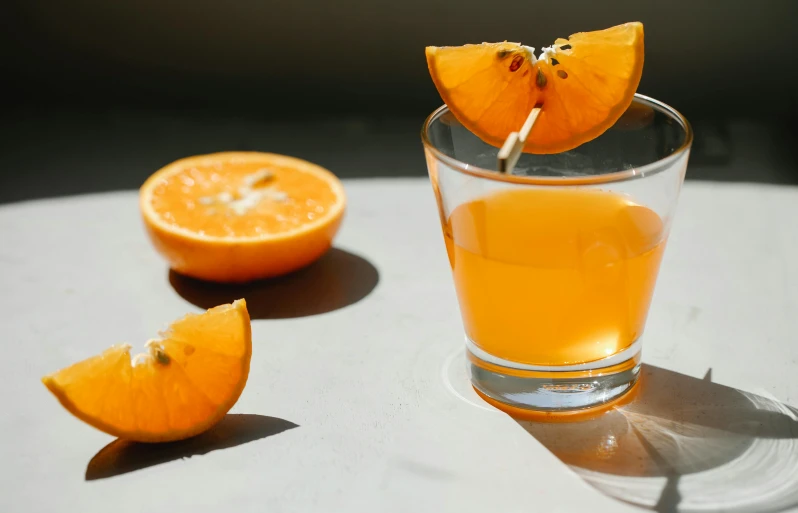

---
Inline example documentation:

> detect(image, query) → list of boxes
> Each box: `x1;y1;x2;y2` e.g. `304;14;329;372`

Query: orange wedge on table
42;300;251;443
140;152;346;283
426;22;644;154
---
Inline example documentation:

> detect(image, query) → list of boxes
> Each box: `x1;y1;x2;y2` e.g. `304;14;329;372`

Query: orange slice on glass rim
426;22;644;154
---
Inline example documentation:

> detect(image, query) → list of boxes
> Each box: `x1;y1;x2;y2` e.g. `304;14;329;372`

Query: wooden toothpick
497;106;541;174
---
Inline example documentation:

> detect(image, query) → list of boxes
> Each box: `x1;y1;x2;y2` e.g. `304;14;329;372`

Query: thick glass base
467;338;641;412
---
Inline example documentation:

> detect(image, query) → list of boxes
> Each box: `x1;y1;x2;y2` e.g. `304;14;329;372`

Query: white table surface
2;178;798;513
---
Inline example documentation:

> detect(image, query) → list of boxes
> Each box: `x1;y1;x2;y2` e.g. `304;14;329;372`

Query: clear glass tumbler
422;94;692;412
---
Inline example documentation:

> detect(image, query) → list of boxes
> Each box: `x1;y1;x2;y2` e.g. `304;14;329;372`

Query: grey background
1;0;797;203
3;180;798;512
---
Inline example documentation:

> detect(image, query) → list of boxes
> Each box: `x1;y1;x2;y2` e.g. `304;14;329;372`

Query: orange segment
42;300;252;443
426;22;644;154
140;152;346;283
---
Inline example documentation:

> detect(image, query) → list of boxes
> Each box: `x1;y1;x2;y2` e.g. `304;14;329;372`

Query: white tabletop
2;178;797;513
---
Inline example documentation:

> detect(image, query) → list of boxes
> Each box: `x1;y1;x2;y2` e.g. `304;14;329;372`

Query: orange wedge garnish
140;152;346;283
426;22;644;154
42;300;251;443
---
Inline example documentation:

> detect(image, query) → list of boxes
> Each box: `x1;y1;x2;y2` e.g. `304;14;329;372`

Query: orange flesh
426;22;644;154
139;153;346;283
42;301;251;442
150;160;339;238
444;188;665;366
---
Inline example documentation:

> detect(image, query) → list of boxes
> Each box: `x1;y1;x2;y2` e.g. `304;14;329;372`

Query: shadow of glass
517;364;798;513
169;248;379;319
85;414;297;480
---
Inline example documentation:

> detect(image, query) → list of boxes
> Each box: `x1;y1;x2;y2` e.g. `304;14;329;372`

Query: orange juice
444;188;665;366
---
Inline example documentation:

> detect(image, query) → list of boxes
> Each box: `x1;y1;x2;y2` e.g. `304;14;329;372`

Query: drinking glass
422;94;692;412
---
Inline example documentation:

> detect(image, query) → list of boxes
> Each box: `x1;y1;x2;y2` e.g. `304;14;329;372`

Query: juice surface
444;188;665;366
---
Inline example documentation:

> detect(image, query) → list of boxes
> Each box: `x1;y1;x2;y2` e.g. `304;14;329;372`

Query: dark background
2;0;797;204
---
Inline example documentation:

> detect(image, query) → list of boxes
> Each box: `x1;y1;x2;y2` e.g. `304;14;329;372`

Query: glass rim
420;93;693;186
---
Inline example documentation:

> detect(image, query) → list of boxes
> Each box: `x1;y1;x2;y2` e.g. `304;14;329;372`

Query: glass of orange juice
422;94;692;412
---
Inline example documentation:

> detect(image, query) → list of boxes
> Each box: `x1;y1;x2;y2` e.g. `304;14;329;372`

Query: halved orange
426;22;644;154
140;152;346;283
42;300;251;443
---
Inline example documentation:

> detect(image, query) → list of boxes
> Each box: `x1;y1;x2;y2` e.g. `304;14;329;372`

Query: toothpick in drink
497;106;541;174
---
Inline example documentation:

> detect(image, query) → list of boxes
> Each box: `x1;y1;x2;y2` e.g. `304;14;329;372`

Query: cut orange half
42;300;252;443
140;152;346;283
426;22;644;154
